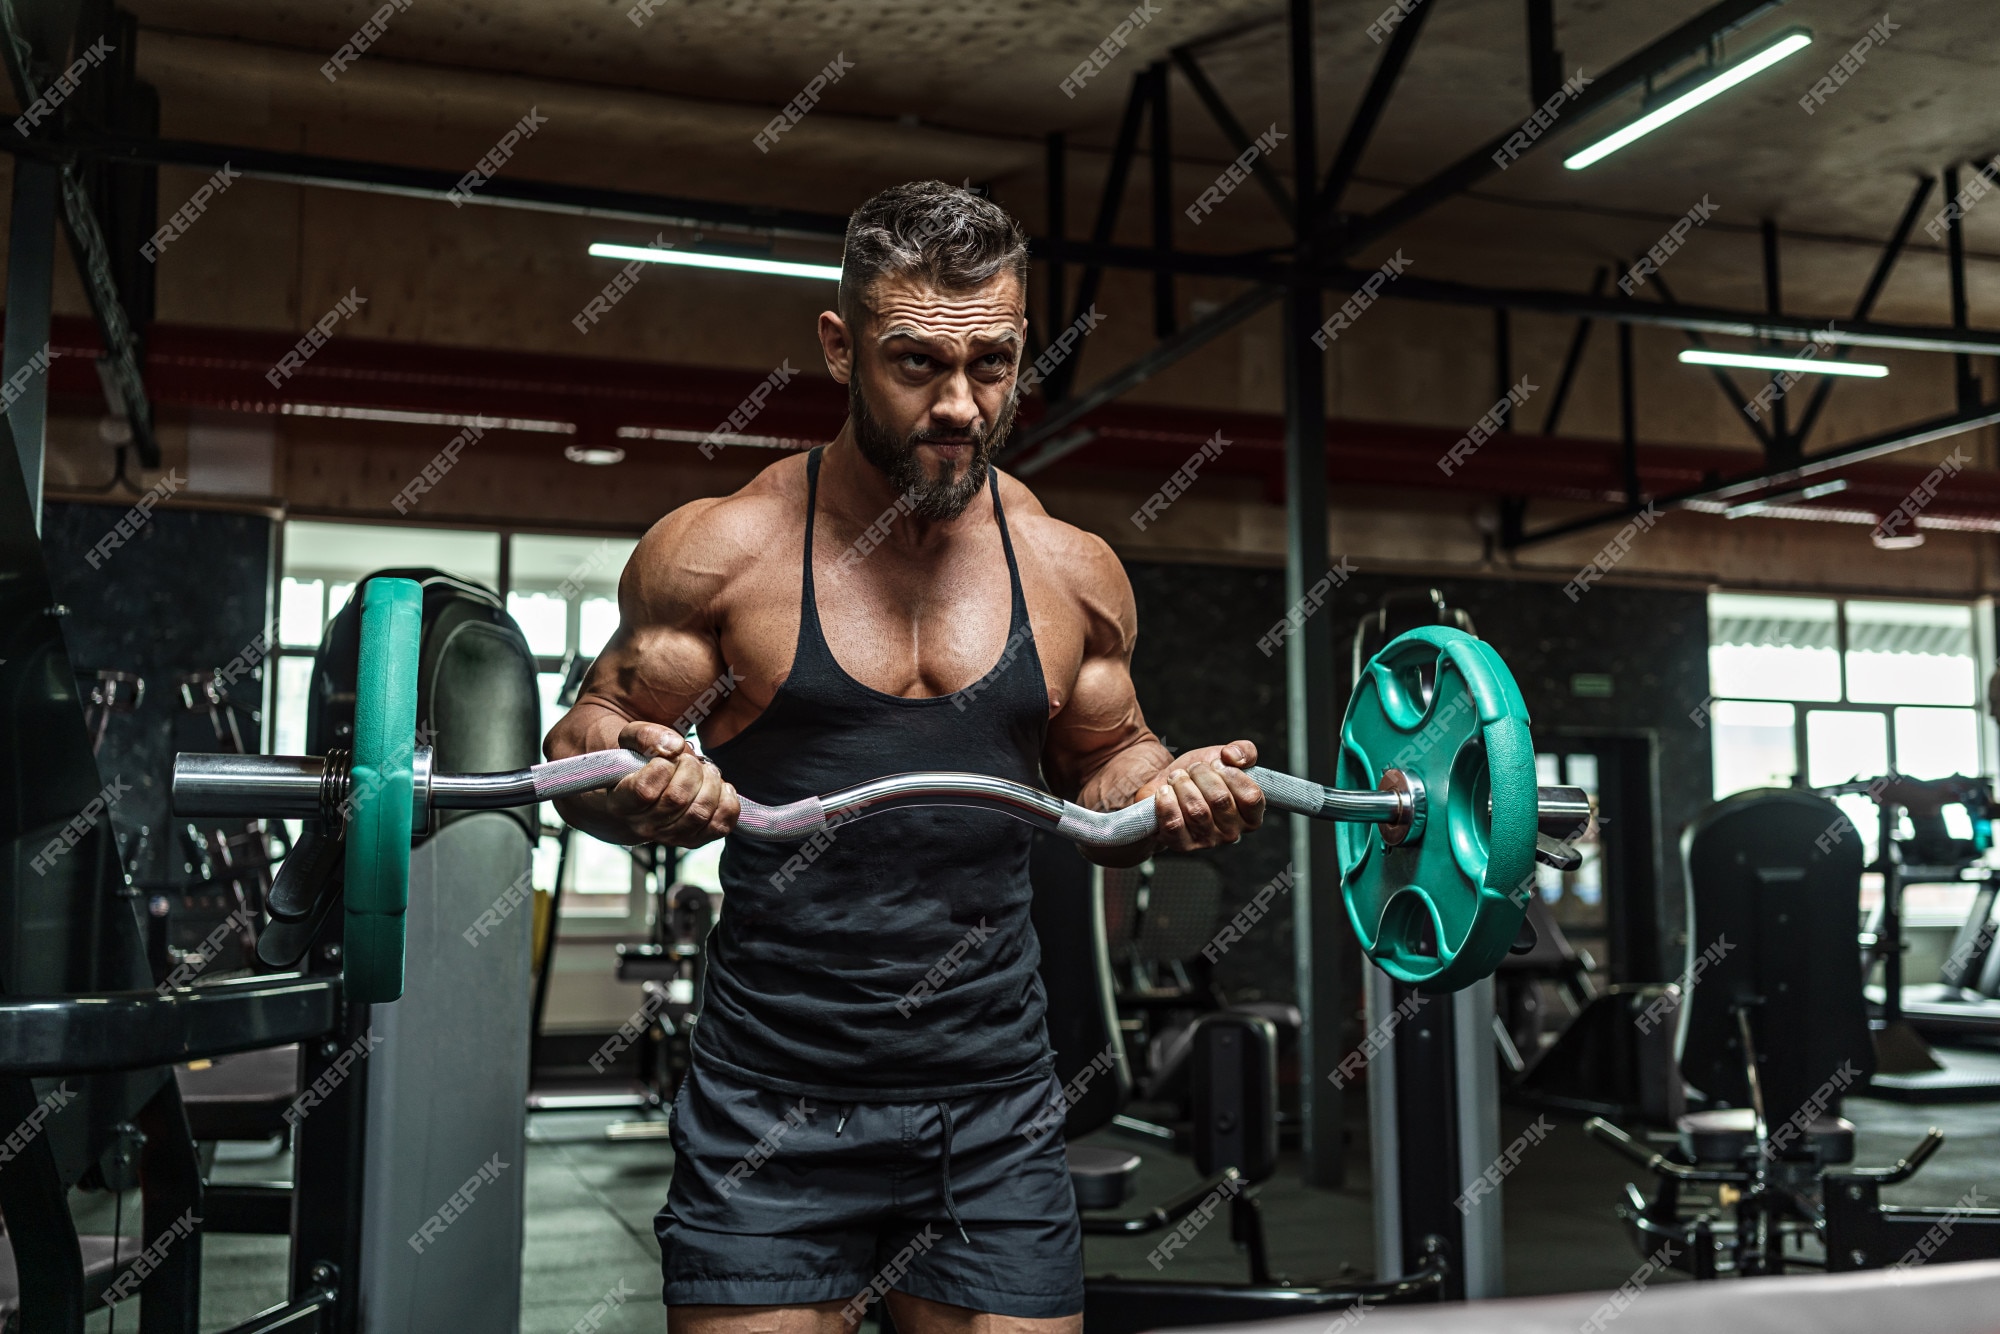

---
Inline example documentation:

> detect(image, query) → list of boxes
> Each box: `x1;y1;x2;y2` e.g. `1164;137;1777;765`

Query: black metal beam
5;160;58;526
1149;63;1177;339
59;130;855;241
1526;0;1564;104
1945;163;1978;409
1169;45;1294;222
1344;264;2000;356
1508;395;2000;548
1033;235;1287;281
1283;0;1344;1196
1648;268;1777;453
1334;0;1791;257
1317;0;1436;222
1541;267;1606;435
52;130;2000;363
1045;132;1066;351
1790;174;1934;449
1009;285;1278;460
1;9;158;466
1015;0;1797;459
1048;73;1150;403
1618;318;1640;504
1004;241;2000;460
1760;217;1791;450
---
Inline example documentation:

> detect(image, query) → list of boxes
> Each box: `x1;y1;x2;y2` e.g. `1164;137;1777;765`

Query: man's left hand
1138;741;1266;851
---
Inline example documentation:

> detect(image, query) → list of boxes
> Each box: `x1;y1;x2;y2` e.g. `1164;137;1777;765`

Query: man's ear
818;309;855;385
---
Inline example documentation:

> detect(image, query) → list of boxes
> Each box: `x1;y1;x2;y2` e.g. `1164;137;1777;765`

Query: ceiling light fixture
1678;349;1888;378
564;445;627;466
1563;29;1814;171
587;243;841;281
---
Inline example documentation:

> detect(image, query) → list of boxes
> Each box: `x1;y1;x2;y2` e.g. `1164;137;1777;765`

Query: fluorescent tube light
588;243;841;281
1564;29;1813;171
1678;349;1887;378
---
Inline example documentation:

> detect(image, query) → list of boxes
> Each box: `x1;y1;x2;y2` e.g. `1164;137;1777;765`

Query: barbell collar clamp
410;746;433;836
1377;769;1425;847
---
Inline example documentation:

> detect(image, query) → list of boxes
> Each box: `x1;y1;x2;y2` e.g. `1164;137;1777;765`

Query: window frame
1708;592;1992;788
1707;591;1996;928
271;519;653;937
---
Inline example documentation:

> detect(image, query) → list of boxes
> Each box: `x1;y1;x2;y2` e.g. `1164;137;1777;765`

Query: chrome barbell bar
173;748;1592;854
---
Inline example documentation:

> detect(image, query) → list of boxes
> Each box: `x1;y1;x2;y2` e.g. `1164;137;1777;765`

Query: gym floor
68;1089;2000;1332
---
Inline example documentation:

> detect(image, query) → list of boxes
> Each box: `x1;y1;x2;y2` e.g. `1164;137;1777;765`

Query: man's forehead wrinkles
873;305;1020;328
876;318;1024;348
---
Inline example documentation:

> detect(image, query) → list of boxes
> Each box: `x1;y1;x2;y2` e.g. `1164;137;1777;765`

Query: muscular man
547;181;1266;1334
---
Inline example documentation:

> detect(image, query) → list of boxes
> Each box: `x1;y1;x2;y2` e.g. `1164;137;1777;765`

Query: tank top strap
988;465;1030;628
800;446;825;626
789;446;836;669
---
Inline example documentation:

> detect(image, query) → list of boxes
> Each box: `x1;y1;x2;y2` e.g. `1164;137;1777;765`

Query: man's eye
901;353;931;370
980;354;1009;369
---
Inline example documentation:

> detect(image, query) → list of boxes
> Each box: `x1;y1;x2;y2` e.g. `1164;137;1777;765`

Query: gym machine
1585;788;2000;1279
0;553;539;1328
1825;773;2000;1094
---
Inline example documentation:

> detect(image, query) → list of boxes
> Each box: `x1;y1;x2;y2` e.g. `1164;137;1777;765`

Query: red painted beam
44;317;2000;531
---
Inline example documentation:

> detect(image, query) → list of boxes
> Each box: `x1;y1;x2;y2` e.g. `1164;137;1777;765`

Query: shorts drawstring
835;1104;851;1136
935;1100;970;1245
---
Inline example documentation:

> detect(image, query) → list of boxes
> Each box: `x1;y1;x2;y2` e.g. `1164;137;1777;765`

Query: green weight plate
343;577;422;1004
1336;626;1537;992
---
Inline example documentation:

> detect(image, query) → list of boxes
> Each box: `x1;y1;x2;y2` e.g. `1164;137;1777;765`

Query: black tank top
695;447;1055;1099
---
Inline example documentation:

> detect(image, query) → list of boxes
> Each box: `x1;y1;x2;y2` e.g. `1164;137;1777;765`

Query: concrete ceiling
119;0;2000;318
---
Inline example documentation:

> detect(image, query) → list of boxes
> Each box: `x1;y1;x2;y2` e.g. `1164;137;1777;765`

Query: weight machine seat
1677;1107;1855;1166
175;1043;300;1141
1067;1144;1141;1211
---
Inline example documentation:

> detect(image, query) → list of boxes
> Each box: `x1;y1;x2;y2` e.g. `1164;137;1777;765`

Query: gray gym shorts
655;1055;1084;1319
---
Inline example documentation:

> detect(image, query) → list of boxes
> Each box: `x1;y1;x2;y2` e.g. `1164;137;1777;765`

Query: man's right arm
543;501;742;847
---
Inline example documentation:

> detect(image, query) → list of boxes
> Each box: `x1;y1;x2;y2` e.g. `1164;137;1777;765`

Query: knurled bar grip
521;750;1387;847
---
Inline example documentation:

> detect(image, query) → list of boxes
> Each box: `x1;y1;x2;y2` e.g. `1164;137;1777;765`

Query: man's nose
929;375;981;434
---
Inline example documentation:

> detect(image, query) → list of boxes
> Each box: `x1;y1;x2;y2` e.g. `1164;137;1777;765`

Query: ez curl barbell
174;579;1591;1003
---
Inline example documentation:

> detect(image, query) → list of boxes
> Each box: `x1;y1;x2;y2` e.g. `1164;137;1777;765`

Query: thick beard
848;375;1018;521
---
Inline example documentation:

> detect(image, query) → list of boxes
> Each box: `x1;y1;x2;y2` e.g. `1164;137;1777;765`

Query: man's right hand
604;721;741;846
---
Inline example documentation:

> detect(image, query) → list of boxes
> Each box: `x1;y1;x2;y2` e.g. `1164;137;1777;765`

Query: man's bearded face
845;273;1025;520
848;372;1018;521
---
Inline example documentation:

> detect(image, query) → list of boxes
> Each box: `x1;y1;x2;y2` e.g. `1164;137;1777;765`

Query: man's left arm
1040;532;1265;866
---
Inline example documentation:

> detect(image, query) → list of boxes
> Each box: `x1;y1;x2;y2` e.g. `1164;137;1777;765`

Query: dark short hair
838;181;1028;326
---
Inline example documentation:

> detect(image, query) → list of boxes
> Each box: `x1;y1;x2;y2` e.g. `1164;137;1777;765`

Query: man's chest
718;537;1083;712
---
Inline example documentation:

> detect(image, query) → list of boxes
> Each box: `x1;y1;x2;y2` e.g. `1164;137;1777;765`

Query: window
272;522;654;925
1707;592;1993;918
